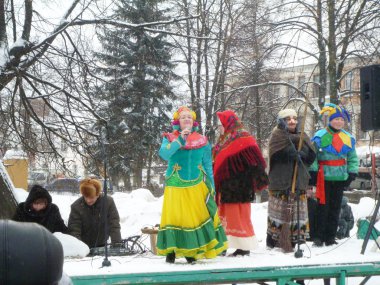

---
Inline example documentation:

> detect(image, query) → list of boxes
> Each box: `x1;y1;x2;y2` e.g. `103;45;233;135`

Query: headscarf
213;110;268;197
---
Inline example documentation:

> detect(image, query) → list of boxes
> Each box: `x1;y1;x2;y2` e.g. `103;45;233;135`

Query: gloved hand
288;146;298;161
298;150;308;160
309;171;318;186
345;173;357;187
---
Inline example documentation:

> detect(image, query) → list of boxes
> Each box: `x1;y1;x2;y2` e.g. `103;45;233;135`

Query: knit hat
277;109;297;119
320;103;350;122
80;178;102;198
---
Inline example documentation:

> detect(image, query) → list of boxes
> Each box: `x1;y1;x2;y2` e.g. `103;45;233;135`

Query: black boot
166;252;175;263
325;239;338;246
312;238;323;247
229;249;250;257
185;257;196;264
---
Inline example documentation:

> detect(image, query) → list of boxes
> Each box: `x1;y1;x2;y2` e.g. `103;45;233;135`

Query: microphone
183;127;191;140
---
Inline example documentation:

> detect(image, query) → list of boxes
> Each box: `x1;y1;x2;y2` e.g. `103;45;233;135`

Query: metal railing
71;261;380;285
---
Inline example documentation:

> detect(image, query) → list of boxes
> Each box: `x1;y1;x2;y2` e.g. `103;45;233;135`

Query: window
298;75;306;94
313;75;320;98
61;139;68;152
287;79;295;97
344;71;353;91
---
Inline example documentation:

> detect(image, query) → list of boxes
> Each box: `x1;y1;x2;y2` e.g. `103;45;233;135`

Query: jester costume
157;107;228;261
213;110;268;253
309;103;358;246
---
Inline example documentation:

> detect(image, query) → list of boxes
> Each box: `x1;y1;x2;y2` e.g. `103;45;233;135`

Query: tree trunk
317;0;327;108
327;0;338;104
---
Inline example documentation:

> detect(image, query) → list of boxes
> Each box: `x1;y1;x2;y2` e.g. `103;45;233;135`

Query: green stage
71;261;380;285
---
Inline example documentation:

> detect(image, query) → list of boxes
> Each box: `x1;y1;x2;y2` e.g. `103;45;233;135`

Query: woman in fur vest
213;110;269;256
266;109;316;251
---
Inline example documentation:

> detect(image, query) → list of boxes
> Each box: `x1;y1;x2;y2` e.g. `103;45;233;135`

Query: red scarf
213;110;267;191
163;130;208;149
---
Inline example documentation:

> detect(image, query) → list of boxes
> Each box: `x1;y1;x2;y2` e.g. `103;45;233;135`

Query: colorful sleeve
202;143;215;191
309;141;319;172
346;148;359;174
158;137;183;161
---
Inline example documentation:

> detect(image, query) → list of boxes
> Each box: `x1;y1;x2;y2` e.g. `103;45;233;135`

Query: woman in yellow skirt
157;106;228;263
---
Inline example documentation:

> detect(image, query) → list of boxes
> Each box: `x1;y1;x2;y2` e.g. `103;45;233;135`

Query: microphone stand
361;158;380;254
99;122;111;267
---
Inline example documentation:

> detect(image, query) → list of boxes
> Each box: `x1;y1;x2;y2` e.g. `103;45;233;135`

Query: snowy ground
14;188;380;284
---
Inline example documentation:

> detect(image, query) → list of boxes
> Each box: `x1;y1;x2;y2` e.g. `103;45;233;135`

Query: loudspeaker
360;64;380;131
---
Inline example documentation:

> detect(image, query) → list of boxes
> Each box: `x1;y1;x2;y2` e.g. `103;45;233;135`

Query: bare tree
0;0;198;212
0;0;197;154
170;0;242;140
269;0;380;105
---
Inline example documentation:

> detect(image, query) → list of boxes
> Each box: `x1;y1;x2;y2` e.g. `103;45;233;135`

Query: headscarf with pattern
213;110;268;201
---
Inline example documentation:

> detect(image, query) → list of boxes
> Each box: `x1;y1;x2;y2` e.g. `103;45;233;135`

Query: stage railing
71;261;380;285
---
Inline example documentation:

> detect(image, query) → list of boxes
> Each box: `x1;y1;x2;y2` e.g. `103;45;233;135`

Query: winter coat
68;195;122;248
337;197;354;238
12;185;68;234
268;127;316;192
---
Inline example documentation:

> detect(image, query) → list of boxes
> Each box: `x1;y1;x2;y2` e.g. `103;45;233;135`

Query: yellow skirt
157;180;228;259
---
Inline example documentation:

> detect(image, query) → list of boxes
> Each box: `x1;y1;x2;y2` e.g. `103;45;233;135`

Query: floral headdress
171;106;199;131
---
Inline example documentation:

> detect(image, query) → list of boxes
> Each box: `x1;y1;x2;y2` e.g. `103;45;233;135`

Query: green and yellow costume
157;130;228;260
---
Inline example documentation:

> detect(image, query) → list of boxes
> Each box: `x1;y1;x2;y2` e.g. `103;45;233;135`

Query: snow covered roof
3;149;27;160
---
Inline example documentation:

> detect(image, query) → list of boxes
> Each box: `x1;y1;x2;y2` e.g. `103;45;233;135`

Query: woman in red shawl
213;110;268;256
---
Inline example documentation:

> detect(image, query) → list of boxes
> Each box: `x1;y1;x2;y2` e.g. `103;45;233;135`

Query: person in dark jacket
68;178;121;248
336;196;354;239
266;109;316;251
12;184;68;233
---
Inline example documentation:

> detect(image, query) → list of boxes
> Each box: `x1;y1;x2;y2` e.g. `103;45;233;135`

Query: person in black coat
336;196;354;239
12;184;68;234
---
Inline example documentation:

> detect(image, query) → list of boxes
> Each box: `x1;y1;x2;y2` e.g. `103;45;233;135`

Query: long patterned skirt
218;202;258;250
267;190;309;247
156;172;228;259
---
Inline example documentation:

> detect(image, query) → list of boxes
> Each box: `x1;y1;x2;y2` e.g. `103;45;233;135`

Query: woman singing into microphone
157;106;228;264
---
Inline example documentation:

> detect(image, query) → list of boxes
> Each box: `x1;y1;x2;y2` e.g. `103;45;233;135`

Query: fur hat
80;178;102;198
278;109;297;119
320;103;350;122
